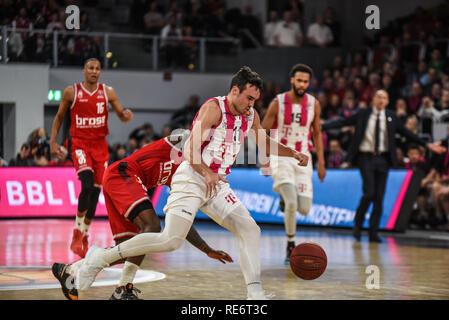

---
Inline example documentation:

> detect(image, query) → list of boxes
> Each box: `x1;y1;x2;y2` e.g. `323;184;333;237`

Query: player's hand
50;141;65;160
428;141;447;154
260;161;271;177
207;249;234;264
121;109;133;122
317;162;326;182
293;151;308;167
204;171;228;198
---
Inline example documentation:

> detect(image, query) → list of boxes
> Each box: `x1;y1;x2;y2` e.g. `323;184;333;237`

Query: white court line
0;267;166;291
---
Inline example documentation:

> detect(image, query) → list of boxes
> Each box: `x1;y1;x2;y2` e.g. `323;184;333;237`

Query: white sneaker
247;291;275;300
75;245;109;291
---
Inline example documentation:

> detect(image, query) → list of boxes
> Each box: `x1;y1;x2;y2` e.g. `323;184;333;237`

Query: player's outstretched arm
106;86;134;123
261;98;278;134
312;100;326;182
185;226;234;264
259;98;279;174
249;111;309;167
49;85;73;160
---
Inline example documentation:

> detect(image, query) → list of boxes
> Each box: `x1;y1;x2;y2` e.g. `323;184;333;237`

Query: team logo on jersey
97;90;104;99
78;91;83;99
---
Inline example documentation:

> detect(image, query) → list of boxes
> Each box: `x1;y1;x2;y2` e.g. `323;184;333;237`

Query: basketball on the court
290;242;327;280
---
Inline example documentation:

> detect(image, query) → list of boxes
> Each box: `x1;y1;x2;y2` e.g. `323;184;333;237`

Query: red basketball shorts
71;137;109;187
103;161;151;240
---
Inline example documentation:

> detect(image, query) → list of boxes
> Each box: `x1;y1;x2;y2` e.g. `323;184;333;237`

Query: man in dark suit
322;90;445;242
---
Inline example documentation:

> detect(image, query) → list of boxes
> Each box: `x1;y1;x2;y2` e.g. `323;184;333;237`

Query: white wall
49;68;232;112
0;64;49;160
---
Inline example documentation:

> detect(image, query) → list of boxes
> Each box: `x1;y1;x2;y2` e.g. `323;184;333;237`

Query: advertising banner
1;168;412;230
0;168;108;217
153;168;413;230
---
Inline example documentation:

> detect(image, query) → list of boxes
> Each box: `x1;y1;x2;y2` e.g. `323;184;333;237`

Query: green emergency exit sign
48;90;62;101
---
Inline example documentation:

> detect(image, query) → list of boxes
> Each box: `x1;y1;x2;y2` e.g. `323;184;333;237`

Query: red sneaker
82;233;89;258
70;229;85;258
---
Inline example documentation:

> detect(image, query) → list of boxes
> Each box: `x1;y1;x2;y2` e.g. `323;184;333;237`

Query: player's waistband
71;136;106;141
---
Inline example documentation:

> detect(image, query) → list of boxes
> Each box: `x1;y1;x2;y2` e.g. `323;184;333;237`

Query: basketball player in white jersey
261;64;326;264
75;66;309;300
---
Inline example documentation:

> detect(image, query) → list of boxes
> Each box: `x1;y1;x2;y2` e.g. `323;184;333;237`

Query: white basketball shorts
269;155;313;199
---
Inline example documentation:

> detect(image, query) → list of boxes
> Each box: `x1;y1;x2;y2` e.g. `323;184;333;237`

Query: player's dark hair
230;66;263;92
84;57;101;67
289;64;313;78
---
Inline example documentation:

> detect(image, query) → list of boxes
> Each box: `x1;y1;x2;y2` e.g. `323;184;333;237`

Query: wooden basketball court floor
0;218;448;300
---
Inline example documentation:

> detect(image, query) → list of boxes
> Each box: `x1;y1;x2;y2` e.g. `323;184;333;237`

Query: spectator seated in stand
307;14;333;48
273;11;303;48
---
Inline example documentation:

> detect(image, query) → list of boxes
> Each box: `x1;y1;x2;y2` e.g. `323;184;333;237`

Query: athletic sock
118;261;139;287
75;215;84;232
68;259;84;277
83;221;91;235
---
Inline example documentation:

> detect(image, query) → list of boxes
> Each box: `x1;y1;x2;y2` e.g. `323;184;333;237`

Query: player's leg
81;142;109;254
200;185;269;299
354;154;376;240
271;157;298;263
219;206;266;299
76;211;194;291
369;160;389;242
278;183;298;263
110;202;162;300
76;162;206;291
71;169;95;257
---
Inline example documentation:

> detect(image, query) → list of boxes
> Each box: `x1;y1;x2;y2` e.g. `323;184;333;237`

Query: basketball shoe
284;241;295;265
52;262;78;300
70;229;85;258
247;291;275;300
109;283;142;300
76;245;109;290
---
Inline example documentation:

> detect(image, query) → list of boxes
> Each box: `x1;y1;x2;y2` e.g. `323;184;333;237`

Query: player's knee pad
297;196;312;216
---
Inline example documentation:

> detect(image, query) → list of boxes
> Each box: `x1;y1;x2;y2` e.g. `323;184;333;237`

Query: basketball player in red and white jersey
261;64;326;264
52;130;233;300
49;58;133;258
75;66;309;300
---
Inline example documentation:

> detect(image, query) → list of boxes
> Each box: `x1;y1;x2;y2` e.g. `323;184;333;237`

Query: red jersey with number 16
70;82;109;139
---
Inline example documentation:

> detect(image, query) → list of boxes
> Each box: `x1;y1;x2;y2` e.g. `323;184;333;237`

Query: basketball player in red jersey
52;130;233;300
261;64;326;264
75;66;309;300
50;58;134;258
